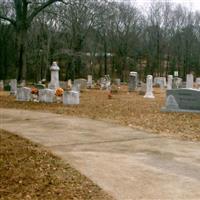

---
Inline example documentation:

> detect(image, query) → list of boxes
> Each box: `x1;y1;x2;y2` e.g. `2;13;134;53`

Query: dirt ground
0;129;113;200
0;87;199;141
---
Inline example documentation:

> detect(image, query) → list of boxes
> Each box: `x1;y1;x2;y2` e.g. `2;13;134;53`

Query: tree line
0;0;200;82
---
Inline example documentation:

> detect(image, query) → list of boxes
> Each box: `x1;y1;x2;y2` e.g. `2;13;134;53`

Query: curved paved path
1;108;200;200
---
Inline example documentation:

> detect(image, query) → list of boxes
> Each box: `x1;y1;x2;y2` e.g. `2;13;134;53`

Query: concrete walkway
1;108;200;200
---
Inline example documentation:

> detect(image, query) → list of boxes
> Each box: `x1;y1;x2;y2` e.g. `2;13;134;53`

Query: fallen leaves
0;130;113;200
0;87;199;141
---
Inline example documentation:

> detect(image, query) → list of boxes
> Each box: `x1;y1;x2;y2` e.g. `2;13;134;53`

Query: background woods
0;0;200;82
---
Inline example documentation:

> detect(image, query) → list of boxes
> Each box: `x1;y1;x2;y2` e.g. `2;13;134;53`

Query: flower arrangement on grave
31;87;39;102
55;87;64;103
31;87;39;95
55;87;64;96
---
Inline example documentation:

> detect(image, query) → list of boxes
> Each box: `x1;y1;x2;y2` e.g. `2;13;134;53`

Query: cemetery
1;64;200;200
1;0;200;199
0;65;200;141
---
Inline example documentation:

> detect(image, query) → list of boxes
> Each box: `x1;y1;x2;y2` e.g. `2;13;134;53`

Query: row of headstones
60;76;120;91
16;87;80;105
128;72;200;92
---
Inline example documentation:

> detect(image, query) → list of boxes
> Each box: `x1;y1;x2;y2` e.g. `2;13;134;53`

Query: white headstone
144;75;155;99
72;83;80;92
163;77;167;87
167;75;173;90
39;89;55;103
48;62;60;89
114;78;121;86
0;80;4;91
63;91;79;105
74;79;87;90
87;75;93;88
100;75;111;90
16;87;31;101
186;74;194;88
10;79;17;95
174;71;179;77
154;77;166;89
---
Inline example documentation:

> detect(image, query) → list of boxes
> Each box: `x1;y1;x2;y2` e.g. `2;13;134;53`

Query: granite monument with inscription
162;89;200;113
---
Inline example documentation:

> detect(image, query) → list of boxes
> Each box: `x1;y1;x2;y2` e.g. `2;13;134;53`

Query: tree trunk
17;29;27;82
104;40;107;75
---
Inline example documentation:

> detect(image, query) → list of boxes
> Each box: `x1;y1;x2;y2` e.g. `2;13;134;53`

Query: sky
117;0;200;11
136;0;200;11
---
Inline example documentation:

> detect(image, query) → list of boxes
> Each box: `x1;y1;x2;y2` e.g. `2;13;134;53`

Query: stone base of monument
144;92;155;98
161;89;200;113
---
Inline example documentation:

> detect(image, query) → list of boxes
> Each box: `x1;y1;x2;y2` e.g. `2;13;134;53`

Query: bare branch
27;0;66;25
0;15;16;26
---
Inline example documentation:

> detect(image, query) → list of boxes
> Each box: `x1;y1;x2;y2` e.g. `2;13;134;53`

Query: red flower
31;87;38;95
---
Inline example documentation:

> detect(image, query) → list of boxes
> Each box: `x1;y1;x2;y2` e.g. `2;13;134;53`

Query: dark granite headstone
162;89;200;113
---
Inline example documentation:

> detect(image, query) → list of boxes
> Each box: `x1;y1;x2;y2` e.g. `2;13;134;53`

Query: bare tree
0;0;65;81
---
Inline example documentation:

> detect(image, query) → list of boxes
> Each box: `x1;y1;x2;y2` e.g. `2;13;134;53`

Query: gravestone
10;79;17;95
196;77;200;89
113;78;121;87
67;79;72;90
154;77;166;89
172;77;182;89
87;75;93;88
100;75;111;90
180;82;186;88
163;77;167;87
39;89;55;103
174;71;179;77
63;91;79;105
16;87;31;101
167;75;173;90
72;83;80;92
0;80;4;91
144;75;155;98
138;82;146;95
59;81;67;90
100;77;106;89
48;62;60;89
74;79;87;90
20;80;26;87
161;89;200;113
128;72;137;92
186;74;194;88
